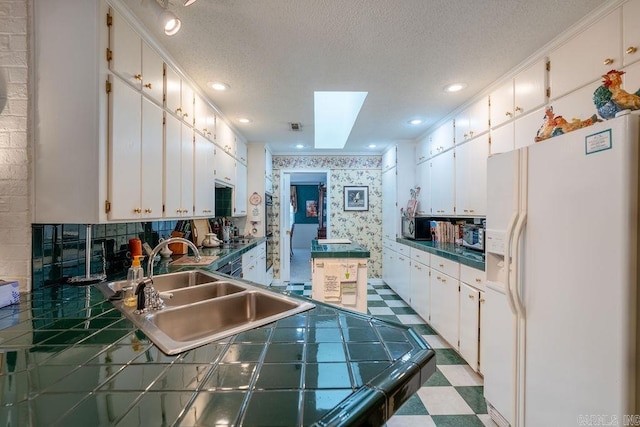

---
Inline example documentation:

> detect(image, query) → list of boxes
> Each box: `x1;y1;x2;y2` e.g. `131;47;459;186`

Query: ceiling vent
289;122;302;131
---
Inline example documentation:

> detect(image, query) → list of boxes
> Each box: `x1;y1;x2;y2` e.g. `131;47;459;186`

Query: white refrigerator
484;111;639;426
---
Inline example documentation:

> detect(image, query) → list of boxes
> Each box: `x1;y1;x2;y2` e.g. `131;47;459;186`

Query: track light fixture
143;0;182;36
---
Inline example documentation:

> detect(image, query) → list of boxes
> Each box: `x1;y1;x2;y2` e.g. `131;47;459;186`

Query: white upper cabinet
109;78;163;221
415;160;431;216
109;9;163;105
235;162;248;217
382;146;397;173
166;65;194;124
194;94;215;140
165;114;194;217
193;133;215;217
455;97;489;144
549;8;621;100
215;145;236;186
236;139;248;165
216;119;237;156
429;120;455;156
430;150;455;216
416;134;429;164
623;0;640;67
490;59;547;129
455;135;488;217
489;122;514;155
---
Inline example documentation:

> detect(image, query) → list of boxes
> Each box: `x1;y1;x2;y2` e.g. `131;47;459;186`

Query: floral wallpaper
272;155;383;280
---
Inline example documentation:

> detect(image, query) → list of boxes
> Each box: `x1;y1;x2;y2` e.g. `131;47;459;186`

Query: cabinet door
479;290;486;374
430;120;454;155
456;98;489;144
140;97;163;219
165;114;183;217
181;81;194;125
141;41;163;105
432;272;459;347
109;78;141;220
416;135;429;164
549;80;601;125
410;261;429;322
514;108;544;150
549;9;621;100
180;125;194;216
382;146;397;172
623;0;640;67
490;80;514;129
382;245;394;287
514;58;547;116
430;150;455;216
215;147;235;186
166;66;182;118
216;120;236;155
459;282;480;371
194;94;215;139
234;162;248;217
193;133;215;217
455;135;488;216
109;10;141;89
490;122;514;155
415;161;431;216
396;252;410;304
236;140;248;165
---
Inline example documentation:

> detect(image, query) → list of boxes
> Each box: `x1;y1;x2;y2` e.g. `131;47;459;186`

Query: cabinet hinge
106;13;112;27
546;60;550;71
106;48;112;62
546;87;550;98
488;135;492;144
162;204;165;213
105;200;111;213
105;80;111;93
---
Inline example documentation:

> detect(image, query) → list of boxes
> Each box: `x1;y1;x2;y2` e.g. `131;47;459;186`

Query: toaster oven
462;224;485;251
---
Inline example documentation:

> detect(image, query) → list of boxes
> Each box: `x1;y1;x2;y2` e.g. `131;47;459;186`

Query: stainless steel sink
161;281;244;306
99;269;315;355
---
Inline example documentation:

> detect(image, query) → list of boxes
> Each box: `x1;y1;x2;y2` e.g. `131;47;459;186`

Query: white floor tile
395;314;425;325
368;307;395;316
422;335;450;349
386;415;436;427
385;299;408;308
367;295;383;301
438;365;483;387
416;386;474;415
376;289;396;295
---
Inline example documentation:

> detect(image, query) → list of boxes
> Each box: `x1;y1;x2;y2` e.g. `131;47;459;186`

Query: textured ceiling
122;0;608;153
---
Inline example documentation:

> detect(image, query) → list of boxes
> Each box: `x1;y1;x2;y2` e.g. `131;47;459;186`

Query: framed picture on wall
306;200;318;217
344;186;368;211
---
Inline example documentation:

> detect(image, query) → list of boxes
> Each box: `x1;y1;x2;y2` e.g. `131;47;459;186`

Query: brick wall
0;0;30;291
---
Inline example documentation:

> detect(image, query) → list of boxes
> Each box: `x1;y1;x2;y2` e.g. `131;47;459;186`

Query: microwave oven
462;224;485;251
402;216;432;240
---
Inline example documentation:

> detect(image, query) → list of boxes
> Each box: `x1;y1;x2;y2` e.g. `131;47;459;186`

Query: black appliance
401;216;432;240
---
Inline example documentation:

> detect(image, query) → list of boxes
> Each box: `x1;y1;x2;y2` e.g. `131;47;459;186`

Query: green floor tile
434;348;467;365
391;307;416;315
455;386;487;414
423;368;451;386
411;324;436;335
381;294;402;301
367;300;388;308
395;393;429;415
431;414;486;426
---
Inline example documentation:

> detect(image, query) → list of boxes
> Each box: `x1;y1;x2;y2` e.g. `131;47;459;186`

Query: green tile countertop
396;238;486;271
0;271;434;426
310;240;370;259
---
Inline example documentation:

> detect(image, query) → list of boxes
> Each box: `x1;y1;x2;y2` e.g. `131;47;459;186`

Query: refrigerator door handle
511;212;527;317
504;211;519;315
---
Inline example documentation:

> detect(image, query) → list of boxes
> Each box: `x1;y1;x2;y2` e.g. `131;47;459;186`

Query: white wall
0;0;30;291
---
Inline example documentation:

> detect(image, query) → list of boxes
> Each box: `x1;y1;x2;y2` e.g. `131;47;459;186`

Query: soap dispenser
124;255;144;307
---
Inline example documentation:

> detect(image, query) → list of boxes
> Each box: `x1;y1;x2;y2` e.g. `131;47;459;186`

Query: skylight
314;91;368;149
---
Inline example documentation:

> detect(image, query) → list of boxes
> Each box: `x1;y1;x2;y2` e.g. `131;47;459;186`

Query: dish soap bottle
123;255;144;307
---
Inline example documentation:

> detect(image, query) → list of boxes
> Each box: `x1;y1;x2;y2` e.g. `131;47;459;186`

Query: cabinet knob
515;106;523;113
468;294;475;299
144;208;152;213
505;111;512;117
603;58;614;65
144;83;152;89
133;208;142;213
626;46;638;55
475;278;482;283
469;130;474;137
439;263;444;268
480;298;486;303
183;113;189;118
134;74;142;80
176;107;183;114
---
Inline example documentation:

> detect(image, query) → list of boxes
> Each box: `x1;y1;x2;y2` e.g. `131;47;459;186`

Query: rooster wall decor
534;106;599;142
593;69;640;119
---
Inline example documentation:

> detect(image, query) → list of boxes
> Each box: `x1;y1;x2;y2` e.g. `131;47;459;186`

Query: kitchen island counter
0;268;434;425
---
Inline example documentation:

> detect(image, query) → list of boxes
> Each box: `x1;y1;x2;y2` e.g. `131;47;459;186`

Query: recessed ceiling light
368;144;377;148
444;83;467;93
184;0;198;5
209;82;230;91
238;118;251;124
408;119;423;125
296;144;304;149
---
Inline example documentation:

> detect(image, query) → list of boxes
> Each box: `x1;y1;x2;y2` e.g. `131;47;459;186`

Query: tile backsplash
31;221;178;290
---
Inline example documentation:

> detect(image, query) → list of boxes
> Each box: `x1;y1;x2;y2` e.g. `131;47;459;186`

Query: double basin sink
100;270;315;355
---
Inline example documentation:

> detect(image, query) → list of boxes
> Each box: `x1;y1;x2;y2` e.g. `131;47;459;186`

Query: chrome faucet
134;237;202;314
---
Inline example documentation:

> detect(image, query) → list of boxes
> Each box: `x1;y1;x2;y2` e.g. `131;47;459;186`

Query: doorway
280;169;330;283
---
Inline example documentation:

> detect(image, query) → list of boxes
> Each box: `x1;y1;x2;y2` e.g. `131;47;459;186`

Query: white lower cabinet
395;251;411;304
409;256;430;322
459;282;480;372
430;268;459;348
478;290;486;375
